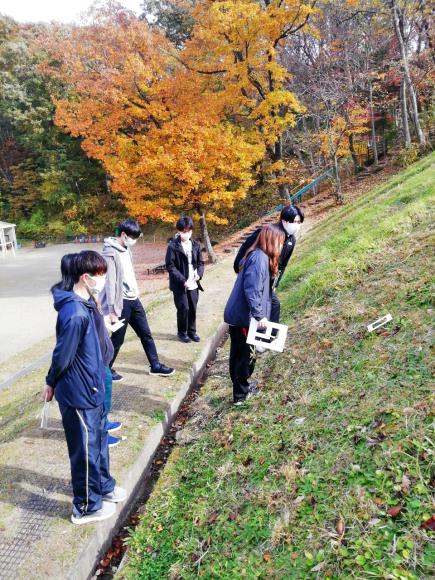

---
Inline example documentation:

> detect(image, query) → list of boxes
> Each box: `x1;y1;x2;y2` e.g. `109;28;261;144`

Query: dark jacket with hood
233;222;296;288
46;289;106;409
165;235;205;294
224;248;271;328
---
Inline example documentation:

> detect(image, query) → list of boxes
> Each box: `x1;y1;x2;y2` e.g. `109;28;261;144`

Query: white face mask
282;221;301;236
180;231;192;242
86;274;106;295
123;235;137;247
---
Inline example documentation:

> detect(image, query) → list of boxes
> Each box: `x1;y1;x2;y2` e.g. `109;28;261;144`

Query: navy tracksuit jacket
47;289;115;516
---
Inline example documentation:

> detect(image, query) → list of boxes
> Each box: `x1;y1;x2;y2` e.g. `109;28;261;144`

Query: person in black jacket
233;205;304;323
165;216;205;343
43;251;126;525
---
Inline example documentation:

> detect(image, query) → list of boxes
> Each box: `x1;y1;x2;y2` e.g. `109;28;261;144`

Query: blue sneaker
108;435;120;448
107;420;122;433
111;370;124;382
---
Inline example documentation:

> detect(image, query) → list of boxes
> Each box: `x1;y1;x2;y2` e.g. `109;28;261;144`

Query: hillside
121;154;434;579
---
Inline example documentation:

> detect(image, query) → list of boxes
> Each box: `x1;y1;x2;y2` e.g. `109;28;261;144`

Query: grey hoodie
100;237;131;317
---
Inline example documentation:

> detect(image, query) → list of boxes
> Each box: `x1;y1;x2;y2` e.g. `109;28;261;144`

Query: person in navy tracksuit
224;224;285;404
43;251;126;525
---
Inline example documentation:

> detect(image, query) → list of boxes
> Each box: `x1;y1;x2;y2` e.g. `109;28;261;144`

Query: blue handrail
266;168;334;216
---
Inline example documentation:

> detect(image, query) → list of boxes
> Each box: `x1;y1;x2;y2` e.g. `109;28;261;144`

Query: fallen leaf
311;562;325;572
229;512;238;521
207;511;218;524
336;518;345;536
420;515;435;531
401;475;411;494
263;553;272;562
387;506;402;518
294;495;305;505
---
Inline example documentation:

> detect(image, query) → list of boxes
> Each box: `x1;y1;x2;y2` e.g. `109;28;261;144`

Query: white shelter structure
0;221;17;258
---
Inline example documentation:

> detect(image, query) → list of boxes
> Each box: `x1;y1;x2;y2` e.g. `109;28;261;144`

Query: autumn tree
42;5;263;261
175;0;317;203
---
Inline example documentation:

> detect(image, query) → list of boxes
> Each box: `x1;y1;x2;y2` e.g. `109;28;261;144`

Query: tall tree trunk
199;209;217;263
333;153;343;204
391;0;426;145
369;81;379;165
273;135;290;203
400;78;411;147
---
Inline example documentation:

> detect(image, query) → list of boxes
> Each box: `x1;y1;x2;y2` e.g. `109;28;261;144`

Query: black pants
59;403;115;516
271;291;281;323
229;325;257;403
173;289;199;335
110;298;159;369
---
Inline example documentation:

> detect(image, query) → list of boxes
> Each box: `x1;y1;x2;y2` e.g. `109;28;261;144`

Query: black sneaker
178;333;191;343
111;370;124;382
149;363;175;377
188;333;201;342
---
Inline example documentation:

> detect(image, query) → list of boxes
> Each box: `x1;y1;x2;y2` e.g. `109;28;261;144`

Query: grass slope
122;154;434;579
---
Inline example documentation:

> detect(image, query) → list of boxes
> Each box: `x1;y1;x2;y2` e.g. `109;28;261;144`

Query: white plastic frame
246;318;288;353
367;313;393;333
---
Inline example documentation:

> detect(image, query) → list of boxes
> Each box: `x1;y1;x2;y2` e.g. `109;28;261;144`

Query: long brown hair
241;224;285;277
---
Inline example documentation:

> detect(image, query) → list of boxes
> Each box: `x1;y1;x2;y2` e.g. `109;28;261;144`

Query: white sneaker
103;486;127;503
71;501;116;525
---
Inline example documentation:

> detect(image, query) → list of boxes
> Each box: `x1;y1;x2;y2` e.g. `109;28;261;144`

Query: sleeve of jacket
195;244;205;279
165;244;186;284
233;228;261;273
103;255;118;314
243;254;267;321
46;315;87;386
277;235;296;285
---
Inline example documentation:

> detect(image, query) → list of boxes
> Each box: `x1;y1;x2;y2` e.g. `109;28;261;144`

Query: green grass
121;154;434;580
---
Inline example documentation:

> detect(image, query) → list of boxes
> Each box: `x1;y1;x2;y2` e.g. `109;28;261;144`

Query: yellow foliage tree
179;0;317;201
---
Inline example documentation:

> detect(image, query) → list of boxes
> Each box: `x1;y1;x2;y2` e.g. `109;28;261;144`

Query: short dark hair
117;219;142;239
280;205;304;223
73;251;107;282
176;216;194;231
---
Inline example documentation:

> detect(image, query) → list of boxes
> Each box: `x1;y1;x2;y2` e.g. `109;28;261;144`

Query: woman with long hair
224;224;285;405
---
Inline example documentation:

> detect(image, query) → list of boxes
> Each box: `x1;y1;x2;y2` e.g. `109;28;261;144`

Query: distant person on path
234;205;304;323
43;251;126;525
224;224;285;405
165;216;205;343
100;219;174;381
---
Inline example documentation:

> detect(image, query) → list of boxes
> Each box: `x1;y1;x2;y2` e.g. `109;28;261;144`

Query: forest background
0;0;432;261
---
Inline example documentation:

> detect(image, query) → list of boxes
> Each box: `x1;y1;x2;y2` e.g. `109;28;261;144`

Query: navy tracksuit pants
59;403;115;516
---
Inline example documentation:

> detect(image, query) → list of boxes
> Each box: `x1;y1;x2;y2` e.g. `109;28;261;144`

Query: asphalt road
0;243;101;364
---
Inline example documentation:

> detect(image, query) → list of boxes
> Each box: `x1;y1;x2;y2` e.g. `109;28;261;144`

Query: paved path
0;243;100;364
0;255;236;579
